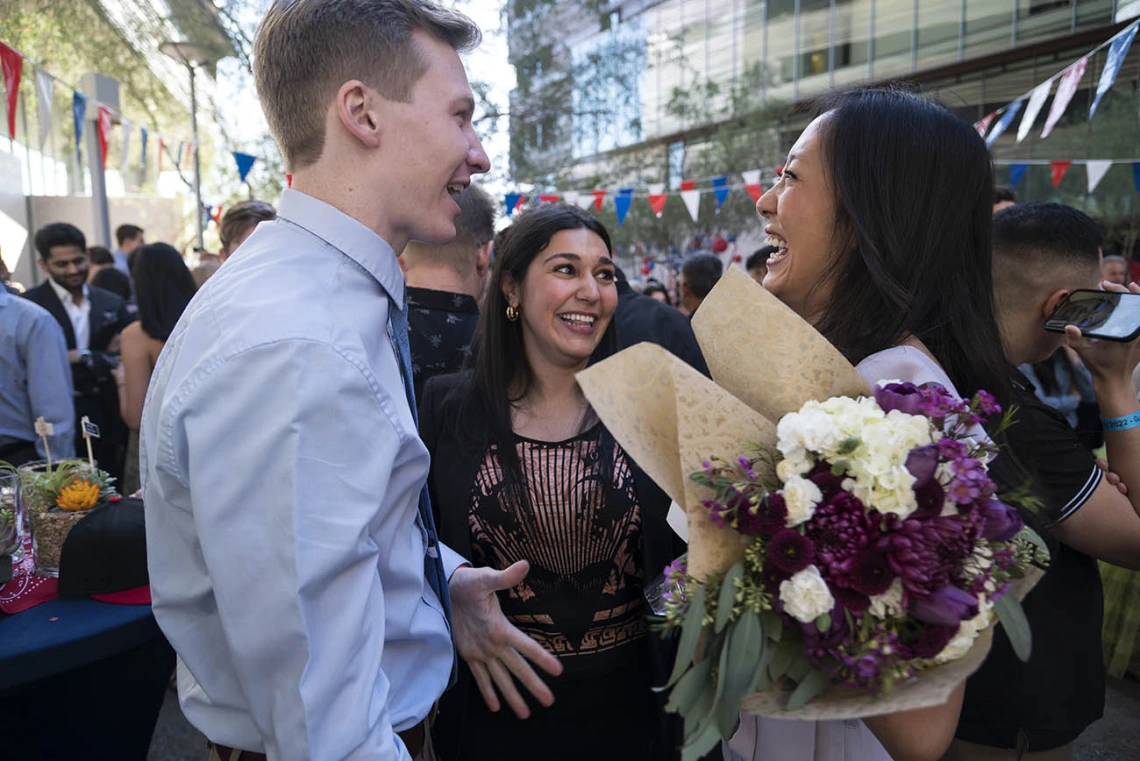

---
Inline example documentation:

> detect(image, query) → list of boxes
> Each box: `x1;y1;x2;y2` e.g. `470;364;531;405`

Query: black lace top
468;422;648;678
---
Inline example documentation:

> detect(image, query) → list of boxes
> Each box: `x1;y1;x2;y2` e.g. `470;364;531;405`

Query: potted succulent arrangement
17;460;117;577
0;507;18;584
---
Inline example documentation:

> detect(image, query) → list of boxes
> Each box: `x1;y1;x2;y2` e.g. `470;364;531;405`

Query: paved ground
148;677;1140;760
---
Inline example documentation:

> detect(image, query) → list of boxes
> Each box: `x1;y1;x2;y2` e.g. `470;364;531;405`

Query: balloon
641;266;652;276
732;254;743;263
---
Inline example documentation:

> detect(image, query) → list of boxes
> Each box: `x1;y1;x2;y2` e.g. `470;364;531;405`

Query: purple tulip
874;382;923;416
978;498;1024;542
905;444;939;484
910;584;979;627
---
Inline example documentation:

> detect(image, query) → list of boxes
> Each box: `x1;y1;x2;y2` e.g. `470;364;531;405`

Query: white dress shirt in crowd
142;189;464;761
48;277;90;351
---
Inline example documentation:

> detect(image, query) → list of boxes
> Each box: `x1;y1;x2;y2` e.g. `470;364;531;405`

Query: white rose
868;578;905;620
777;455;813;483
780;476;823;527
777;408;840;456
933;599;993;664
779;565;835;624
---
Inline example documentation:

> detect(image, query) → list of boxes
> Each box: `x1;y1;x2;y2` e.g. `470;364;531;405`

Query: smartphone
1044;289;1140;342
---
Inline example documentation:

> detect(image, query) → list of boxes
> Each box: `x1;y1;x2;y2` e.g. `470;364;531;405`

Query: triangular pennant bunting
974;112;996;137
647;183;667;217
1050;160;1072;188
71;91;86;165
574;192;595;210
1041;58;1087;139
120;119;131;171
139;127;148;181
1017;81;1052;143
1086;161;1112;193
35;68;52;150
614;188;634;226
562;191;579;207
286;173;293;188
680;179;701;222
711;176;729;210
986;100;1022;147
538;194;560;203
590;189;606;212
233;151;257;183
1090;24;1137;119
741;170;763;202
504;193;524;215
1133;163;1140;193
96;105;111;169
0;43;22;139
1009;164;1029;188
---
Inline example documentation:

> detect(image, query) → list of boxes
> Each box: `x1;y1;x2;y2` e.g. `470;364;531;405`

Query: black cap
58;498;148;597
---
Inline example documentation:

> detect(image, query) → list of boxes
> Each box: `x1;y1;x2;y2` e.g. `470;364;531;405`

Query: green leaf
683;717;725;761
995;593;1033;662
837;437;860;455
666;654;714;715
684;679;717;742
665;587;707;688
760;610;783;642
786;654;813;683
715;561;744;633
815;612;831;632
785;667;833;710
1020;526;1049;557
830;460;848;477
716;613;763;737
767;633;799;682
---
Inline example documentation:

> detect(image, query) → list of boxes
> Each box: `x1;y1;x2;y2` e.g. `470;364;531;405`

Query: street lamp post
159;41;213;254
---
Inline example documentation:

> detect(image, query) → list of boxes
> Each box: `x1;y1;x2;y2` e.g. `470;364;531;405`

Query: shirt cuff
440;543;469;581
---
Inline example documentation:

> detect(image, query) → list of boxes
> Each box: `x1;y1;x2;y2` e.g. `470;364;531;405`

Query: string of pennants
0;39;261;192
506;157;1140;223
972;20;1138;147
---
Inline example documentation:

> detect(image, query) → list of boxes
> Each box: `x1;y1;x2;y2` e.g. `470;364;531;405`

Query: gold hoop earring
506;305;520;322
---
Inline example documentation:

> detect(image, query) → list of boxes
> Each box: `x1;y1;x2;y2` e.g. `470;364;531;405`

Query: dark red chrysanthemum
751;493;789;538
903;623;959;660
837;549;896;597
809;466;845;500
832;585;870;615
767;528;815;574
876;512;978;600
804;491;876;575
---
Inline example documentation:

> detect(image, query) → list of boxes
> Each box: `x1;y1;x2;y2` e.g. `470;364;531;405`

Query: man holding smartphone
946;202;1140;761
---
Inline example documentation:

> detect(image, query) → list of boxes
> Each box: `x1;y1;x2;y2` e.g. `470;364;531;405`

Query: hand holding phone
1045;288;1140;342
1053;282;1140;391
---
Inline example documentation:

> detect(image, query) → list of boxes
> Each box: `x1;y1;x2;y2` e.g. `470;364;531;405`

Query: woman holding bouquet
419;203;687;761
726;88;1015;761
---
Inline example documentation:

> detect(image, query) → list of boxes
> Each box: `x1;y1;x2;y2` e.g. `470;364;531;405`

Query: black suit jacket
23;282;130;396
615;280;710;377
419;373;689;760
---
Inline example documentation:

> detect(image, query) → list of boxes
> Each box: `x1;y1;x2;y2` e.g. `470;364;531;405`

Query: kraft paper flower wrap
576;268;1045;757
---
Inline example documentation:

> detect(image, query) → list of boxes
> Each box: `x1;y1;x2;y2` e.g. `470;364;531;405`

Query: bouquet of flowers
576;269;1047;760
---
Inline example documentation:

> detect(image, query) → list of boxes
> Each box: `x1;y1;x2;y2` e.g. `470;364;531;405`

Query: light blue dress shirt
142;189;463;761
0;287;76;459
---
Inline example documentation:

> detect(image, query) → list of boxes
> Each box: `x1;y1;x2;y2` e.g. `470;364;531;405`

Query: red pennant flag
0;43;23;139
590;189;606;212
158;135;164;172
514;194;527;212
741;170;763;202
286;173;293;188
1051;160;1073;188
647;183;667;217
974;112;996;138
211;205;224;223
680;179;696;191
96;106;111;169
538;194;560;203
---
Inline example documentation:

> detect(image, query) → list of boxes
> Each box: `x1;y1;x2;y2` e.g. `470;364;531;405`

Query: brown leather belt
208;720;425;760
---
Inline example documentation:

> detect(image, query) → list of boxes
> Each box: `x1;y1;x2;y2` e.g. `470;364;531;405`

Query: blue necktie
388;300;452;627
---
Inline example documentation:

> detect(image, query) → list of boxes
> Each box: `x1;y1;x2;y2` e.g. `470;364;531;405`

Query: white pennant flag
1016;80;1053;143
741;169;761;186
562;190;579;207
680;188;701;222
1041;58;1087;139
35;68;53;150
1086;160;1112;193
120;118;131;171
575;193;595;210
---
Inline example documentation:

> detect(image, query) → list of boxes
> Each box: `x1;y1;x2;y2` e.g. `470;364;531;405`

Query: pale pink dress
724;345;968;761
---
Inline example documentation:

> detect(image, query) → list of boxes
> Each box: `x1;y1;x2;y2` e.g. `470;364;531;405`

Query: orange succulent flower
56;479;100;512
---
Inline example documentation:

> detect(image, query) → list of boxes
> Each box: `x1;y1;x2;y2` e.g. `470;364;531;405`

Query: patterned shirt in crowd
468;423;648;678
406;287;479;401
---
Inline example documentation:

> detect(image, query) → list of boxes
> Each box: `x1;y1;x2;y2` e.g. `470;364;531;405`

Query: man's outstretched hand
449;561;563;719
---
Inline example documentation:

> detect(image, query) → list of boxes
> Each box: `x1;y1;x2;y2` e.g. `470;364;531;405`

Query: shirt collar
48;277;88;307
276;189;405;308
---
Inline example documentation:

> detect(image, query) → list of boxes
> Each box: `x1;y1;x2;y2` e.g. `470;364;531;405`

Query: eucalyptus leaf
715;561;744;633
760;610;783;642
785;667;832;710
667;654;715;715
995;593;1033;662
767;636;799;682
684;681;716;742
787;654;813;683
716;613;763;737
683;717;725;761
1020;526;1050;559
666;587;707;688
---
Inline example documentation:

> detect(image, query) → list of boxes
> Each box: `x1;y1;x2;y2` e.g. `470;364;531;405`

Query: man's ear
1042;288;1070;322
334;80;383;150
37;258;48;274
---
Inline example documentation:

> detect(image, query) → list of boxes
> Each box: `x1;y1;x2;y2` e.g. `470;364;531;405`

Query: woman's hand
448;561;564;719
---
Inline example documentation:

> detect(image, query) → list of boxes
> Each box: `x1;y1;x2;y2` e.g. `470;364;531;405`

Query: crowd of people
2;1;1140;761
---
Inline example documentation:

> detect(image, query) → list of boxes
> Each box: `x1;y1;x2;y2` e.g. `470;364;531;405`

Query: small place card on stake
80;416;100;469
34;417;54;472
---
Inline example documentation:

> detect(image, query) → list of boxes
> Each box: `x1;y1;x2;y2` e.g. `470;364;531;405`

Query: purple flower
975;390;1001;416
978;498;1023;542
832;585;870;615
809;467;845;500
876;513;977;599
874;382;923;416
913;478;946;518
839;549;897;597
752;493;789;538
805;491;876;575
937;438;968;460
904;624;959;659
910;584;978;627
768;529;816;574
905;445;940;484
738;456;758;480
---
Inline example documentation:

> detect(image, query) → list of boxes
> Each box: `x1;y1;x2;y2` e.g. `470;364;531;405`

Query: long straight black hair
808;88;1011;405
132;243;198;341
454;202;619;489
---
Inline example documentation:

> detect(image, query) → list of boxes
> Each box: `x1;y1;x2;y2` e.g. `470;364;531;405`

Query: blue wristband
1101;411;1140;432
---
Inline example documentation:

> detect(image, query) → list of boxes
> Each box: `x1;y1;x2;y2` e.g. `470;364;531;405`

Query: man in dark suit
614;267;709;376
24;222;130;481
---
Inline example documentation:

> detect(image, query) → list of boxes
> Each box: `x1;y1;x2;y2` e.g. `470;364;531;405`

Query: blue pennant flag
614;188;634;226
711;176;729;209
1133;162;1140;193
72;92;87;166
139;127;148;180
233;151;257;183
1090;24;1137;120
1009;163;1029;188
985;100;1022;148
505;193;523;216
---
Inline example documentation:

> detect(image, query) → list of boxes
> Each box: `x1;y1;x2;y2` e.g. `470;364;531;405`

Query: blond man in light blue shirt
142;2;560;759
